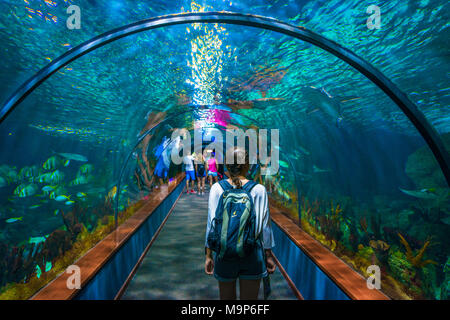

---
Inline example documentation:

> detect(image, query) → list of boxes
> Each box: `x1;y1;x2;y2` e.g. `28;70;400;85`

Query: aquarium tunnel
0;1;449;300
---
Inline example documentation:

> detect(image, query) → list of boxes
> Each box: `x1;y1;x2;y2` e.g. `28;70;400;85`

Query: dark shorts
213;244;267;282
197;165;206;177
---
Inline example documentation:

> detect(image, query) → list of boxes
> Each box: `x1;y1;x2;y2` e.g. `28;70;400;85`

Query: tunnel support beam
1;11;448;184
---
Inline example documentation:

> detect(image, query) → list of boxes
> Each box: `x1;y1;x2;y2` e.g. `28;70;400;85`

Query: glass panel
0;1;448;300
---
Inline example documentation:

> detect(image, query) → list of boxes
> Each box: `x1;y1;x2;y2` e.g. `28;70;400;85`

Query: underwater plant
398;233;437;269
0;194;146;300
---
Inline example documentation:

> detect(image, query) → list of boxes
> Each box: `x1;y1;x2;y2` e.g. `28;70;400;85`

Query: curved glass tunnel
0;1;449;300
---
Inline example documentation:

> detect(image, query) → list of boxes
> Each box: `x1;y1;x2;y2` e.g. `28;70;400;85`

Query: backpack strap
218;179;233;191
242;180;258;193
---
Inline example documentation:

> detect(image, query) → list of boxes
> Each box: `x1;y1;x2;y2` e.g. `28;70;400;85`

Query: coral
0;198;145;300
369;240;390;269
398;233;438;269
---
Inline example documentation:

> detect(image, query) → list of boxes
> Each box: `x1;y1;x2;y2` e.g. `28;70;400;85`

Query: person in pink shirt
207;152;219;188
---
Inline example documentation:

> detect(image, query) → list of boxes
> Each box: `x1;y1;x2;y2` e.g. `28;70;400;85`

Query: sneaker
191;189;196;194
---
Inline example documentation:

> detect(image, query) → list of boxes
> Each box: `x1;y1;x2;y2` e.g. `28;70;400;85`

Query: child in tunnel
204;147;276;300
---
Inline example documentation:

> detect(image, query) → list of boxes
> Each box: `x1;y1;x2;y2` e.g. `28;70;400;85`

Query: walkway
121;187;297;300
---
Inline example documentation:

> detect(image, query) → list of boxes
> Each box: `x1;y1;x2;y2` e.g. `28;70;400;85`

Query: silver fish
399;188;438;200
56;152;88;162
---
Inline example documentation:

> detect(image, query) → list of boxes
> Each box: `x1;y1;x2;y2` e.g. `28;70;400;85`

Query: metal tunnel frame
1;11;448;185
116;107;300;228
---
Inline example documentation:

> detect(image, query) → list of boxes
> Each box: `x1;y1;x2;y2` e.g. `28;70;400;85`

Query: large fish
18;166;39;181
43;156;61;170
69;175;91;186
55;152;88;162
302;86;350;127
399;188;439;200
13;183;38;197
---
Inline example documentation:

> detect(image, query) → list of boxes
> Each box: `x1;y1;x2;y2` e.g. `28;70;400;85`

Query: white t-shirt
183;155;195;172
205;181;275;249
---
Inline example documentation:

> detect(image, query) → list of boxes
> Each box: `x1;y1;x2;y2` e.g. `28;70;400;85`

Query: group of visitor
183;151;224;195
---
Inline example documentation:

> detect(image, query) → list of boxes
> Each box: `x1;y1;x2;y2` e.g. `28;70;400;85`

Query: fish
55;195;70;202
14;183;38;197
65;200;75;205
399;188;439;200
63;159;70;167
55;152;88;162
38;172;54;184
54;209;60;216
0;167;16;184
36;265;42;278
18;166;39;181
313;165;331;173
302;86;348;127
45;261;52;272
279;160;289;168
5;217;23;223
29;204;41;210
49;186;68;200
69;175;90;186
43;156;60;170
50;170;64;184
28;235;48;245
42;185;56;192
76;192;87;198
42;185;57;196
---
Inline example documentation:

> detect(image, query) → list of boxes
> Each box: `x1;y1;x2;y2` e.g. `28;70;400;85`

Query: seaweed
398;233;437;269
0;198;145;300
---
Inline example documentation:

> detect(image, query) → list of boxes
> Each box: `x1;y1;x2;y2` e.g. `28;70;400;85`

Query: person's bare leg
219;281;237;300
239;279;261;300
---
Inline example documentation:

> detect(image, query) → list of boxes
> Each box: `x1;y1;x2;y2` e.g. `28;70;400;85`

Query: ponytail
231;176;242;189
226;147;250;189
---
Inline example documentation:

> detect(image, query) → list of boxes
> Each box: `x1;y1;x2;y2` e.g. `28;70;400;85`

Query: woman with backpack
204;147;276;300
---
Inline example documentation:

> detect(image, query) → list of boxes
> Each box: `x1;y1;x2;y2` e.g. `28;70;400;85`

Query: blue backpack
207;180;258;261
